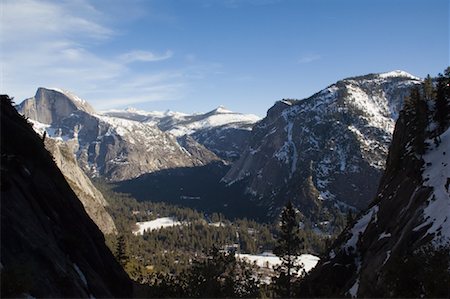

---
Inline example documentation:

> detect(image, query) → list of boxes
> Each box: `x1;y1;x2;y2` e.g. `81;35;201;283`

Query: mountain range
4;68;449;297
17;71;422;225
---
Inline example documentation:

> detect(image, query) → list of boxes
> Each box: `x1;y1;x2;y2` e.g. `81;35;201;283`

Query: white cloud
298;54;322;64
0;0;189;107
118;50;173;63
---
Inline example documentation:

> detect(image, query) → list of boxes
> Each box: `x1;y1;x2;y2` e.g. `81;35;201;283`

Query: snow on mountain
223;71;422;220
416;126;450;244
299;79;450;297
47;87;88;105
18;88;221;182
378;70;420;80
166;109;260;137
104;106;261;161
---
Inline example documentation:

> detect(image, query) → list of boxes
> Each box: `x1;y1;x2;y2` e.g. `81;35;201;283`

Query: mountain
31;125;117;235
17;88;221;182
104;106;261;161
299;73;450;298
222;71;422;221
0;95;131;297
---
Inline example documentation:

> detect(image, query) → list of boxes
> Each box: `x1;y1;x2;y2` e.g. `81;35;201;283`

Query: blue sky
2;0;448;116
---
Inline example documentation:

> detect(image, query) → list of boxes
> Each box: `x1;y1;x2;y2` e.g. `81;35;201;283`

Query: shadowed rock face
222;72;421;220
1;96;132;298
17;88;221;182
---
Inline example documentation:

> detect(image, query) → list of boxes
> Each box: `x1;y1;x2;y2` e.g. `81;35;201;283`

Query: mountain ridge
223;70;422;222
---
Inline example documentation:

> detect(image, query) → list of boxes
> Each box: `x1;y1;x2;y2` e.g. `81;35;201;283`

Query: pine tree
423;74;434;101
407;86;428;155
434;67;450;134
116;234;129;267
272;201;304;297
346;210;354;226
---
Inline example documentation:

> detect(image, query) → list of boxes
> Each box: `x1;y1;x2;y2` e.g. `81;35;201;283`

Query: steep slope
18;88;221;181
300;75;450;298
34;128;117;235
104;106;260;161
223;71;421;220
0;95;131;298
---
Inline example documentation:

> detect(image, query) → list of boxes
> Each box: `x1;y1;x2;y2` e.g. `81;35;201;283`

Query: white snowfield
133;217;182;235
47;87;87;105
237;252;320;274
415;126;450;245
167;108;261;137
103;105;260;137
378;70;420;80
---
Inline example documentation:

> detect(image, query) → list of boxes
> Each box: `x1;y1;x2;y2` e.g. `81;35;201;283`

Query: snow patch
344;205;378;251
237;253;319;273
73;263;88;287
420;127;450;245
47;87;88;105
133;217;182;235
348;278;359;298
378;70;420;81
378;232;392;240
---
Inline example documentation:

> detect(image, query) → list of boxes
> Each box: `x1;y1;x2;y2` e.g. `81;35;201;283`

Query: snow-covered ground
133;217;182;235
236;252;319;273
416;126;450;245
167;108;260;137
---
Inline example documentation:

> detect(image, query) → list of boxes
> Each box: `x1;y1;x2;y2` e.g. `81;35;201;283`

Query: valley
2;68;449;298
2;1;449;297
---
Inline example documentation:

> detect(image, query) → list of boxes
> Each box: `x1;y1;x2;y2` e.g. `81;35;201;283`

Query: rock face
18;88;221;182
18;87;95;124
222;71;421;220
104;106;260;161
300;78;450;297
0;96;131;298
42;137;117;235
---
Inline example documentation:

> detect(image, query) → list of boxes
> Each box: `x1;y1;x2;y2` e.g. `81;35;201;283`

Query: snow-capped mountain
104;106;261;161
17;88;221;181
300;76;450;297
223;71;422;220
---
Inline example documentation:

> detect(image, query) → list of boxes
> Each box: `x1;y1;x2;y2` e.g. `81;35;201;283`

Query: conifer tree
423;74;434;101
272;201;304;297
116;234;129;267
434;67;450;134
407;86;428;155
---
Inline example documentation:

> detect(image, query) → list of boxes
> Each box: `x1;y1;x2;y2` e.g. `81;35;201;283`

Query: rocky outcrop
43;137;117;235
223;71;421;220
18;88;221;182
19;87;95;124
299;75;450;298
0;95;131;298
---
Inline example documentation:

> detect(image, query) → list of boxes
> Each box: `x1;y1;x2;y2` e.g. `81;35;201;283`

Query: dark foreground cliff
298;72;450;298
0;95;132;298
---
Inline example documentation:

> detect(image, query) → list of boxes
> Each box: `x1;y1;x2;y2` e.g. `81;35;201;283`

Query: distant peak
125;107;137;113
378;70;420;80
213;106;233;114
36;87;95;114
